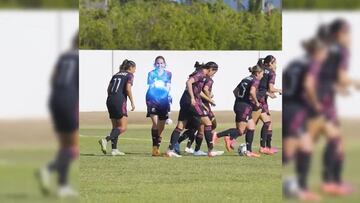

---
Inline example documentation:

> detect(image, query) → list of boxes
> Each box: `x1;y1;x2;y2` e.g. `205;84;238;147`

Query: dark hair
257;55;276;68
154;56;166;65
194;61;204;70
317;19;349;42
119;59;136;71
72;31;79;49
329;18;349;35
302;37;327;55
203;61;218;71
248;65;263;74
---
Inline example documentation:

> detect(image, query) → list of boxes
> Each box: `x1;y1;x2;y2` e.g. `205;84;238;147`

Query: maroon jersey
202;77;214;104
258;67;276;97
186;70;207;100
235;75;260;105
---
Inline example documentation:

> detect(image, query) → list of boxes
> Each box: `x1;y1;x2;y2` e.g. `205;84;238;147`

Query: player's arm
337;69;360;90
250;86;260;107
126;83;135;111
266;91;277;99
200;91;215;106
186;77;196;106
304;73;321;112
233;86;240;97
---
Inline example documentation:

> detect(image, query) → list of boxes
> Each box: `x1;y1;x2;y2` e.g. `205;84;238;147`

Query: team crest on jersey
151;108;156;113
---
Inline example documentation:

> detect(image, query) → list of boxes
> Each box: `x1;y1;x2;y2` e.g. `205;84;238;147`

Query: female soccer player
253;55;282;155
282;37;328;201
166;61;222;157
98;59;136;156
177;73;217;156
214;65;264;157
145;56;172;156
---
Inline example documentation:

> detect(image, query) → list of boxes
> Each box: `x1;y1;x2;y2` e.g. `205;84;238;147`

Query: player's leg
258;112;273;155
166;108;187;157
108;117;127;156
193;124;207;156
245;119;260;157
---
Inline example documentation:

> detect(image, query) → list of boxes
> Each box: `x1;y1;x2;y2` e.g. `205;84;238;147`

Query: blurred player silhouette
36;33;79;197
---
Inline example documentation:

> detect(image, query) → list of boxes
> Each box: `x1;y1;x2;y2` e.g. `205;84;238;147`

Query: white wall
282;11;360;118
0;10;78;119
80;50;283;112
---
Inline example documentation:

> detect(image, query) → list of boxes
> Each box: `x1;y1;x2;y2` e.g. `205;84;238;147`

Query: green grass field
79;112;282;203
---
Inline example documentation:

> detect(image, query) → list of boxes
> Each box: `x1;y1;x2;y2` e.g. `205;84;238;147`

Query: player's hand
210;100;216;106
256;102;261;108
278;89;282;95
131;103;135;111
268;92;277;99
191;98;196;106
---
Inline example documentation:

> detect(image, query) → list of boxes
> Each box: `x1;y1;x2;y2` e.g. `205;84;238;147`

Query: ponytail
119;59;136;71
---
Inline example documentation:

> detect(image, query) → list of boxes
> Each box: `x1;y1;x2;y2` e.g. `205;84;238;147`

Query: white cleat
208;150;224;157
111;149;125;156
36;166;51;195
57;185;78;198
98;138;107;154
193;150;208;156
166;150;182;158
185;147;195;154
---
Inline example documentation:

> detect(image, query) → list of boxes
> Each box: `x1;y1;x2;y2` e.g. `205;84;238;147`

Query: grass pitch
79;111;282;203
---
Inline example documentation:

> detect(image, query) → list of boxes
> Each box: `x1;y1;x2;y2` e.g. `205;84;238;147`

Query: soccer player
177;74;217;156
214;65;264;157
145;56;172;156
282;37;328;201
98;59;136;156
253;55;282;155
36;34;79;197
166;62;222;157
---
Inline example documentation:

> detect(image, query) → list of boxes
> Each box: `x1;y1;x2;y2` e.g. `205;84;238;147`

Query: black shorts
185;116;201;130
178;98;207;122
106;97;127;119
283;102;307;138
49;95;78;134
233;101;252;123
146;100;169;120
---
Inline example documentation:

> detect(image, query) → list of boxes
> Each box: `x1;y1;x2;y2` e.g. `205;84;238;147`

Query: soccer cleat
298;190;321;201
152;146;161;156
212;132;218;145
35;166;51;196
111;149;125;156
268;147;278;153
57;185;78;198
208;150;224;157
259;147;274;155
166;150;182;158
98;138;107;154
224;136;235;151
245;151;261;158
185;147;194;154
321;182;355;196
193;150;208;156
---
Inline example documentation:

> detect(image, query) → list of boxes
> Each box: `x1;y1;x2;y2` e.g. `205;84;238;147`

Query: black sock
266;130;273;148
245;129;254;152
111;137;118;149
323;138;338;183
178;129;190;144
106;128;121;141
296;150;311;190
48;149;72;186
260;122;270;148
195;133;204;151
217;128;237;138
334;154;344;183
169;128;182;150
204;125;213;151
186;130;196;148
151;128;159;147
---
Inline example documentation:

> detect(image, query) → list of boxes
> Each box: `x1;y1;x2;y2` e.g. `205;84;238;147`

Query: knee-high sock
194;133;204;151
186;129;196;148
48;148;72;186
111;137;118;149
151;128;159;147
266;130;273;148
260;121;270;148
106;128;121;141
217;128;238;138
169;127;182;150
323;138;339;183
204;125;213;151
245;129;254;152
296;150;312;190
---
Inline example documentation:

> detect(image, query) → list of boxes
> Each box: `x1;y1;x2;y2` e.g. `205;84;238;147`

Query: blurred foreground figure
36;33;79;198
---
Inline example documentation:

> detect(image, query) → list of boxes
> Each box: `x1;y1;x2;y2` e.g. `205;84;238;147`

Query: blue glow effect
147;71;171;106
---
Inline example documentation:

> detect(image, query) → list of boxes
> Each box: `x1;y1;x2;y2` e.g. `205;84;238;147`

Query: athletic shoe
208;150;224;157
185;147;194;154
321;182;355;196
98;138;107;154
224;136;235;151
152;146;161;156
245;151;260;158
268;147;278;153
111;149;125;156
57;185;78;198
193;150;207;156
166;150;182;158
35;166;51;196
298;190;321;201
174;143;181;155
259;147;274;155
212;132;218;145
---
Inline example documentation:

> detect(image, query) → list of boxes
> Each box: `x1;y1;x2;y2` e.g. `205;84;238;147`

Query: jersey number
111;78;122;93
238;82;247;98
